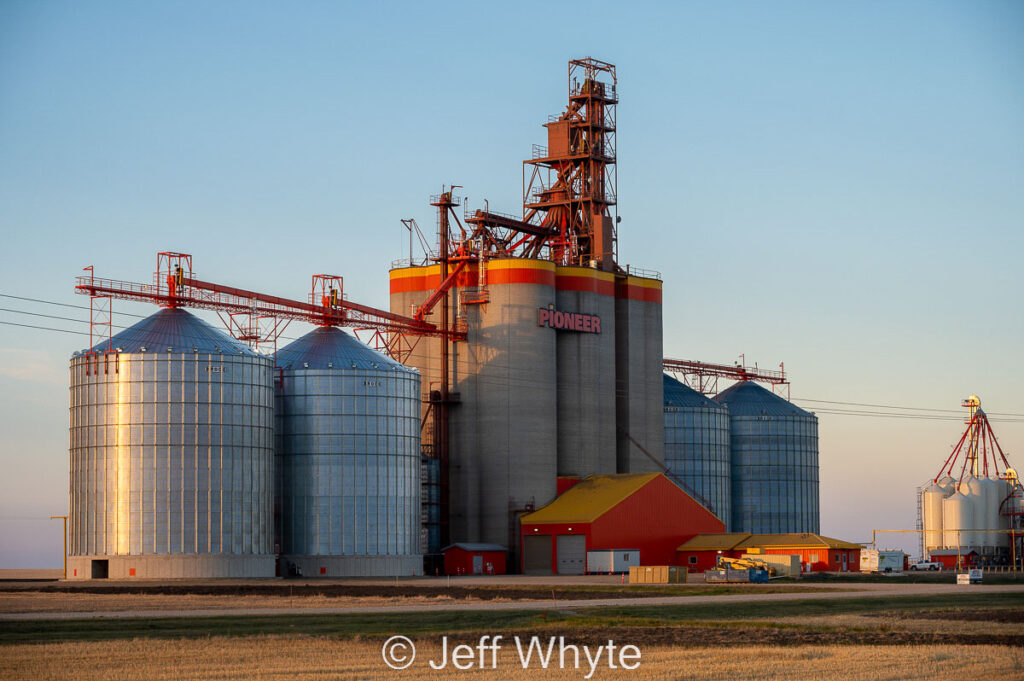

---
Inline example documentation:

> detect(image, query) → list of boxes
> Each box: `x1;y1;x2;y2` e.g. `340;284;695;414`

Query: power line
0;293;146;318
0;307;91;324
0;320;90;336
795;397;1024;419
4;293;1022;422
794;397;964;414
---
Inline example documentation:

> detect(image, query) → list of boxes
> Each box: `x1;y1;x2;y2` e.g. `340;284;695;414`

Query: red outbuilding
929;549;979;570
677;533;862;573
675;533;750;572
519;473;726;574
442;543;507;576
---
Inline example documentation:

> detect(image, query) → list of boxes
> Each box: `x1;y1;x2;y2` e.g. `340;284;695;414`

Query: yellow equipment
716;555;776;576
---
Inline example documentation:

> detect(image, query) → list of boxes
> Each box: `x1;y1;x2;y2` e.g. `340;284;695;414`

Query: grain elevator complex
65;58;829;579
917;396;1023;569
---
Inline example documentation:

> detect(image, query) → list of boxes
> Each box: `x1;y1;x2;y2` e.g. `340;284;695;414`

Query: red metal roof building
442;543;508;576
519;473;725;574
676;533;863;573
928;549;979;570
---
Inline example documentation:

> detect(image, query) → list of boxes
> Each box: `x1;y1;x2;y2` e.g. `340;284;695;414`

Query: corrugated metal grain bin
68;308;275;579
714;382;819;534
275;327;422;577
663;373;731;526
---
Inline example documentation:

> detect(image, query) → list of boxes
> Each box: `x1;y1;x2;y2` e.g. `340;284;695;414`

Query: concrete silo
663;373;731;528
614;275;665;473
714;381;819;534
555;266;616;476
68;308;274;579
390;258;560;564
274;327;422;576
384;60;666;572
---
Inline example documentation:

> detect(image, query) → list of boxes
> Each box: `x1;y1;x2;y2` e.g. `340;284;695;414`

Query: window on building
688;556;697;565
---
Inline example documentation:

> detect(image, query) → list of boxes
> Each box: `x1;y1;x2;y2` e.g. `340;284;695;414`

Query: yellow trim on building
675;533;752;551
677;533;863;552
487;258;556;272
389;264;439;280
555;265;616;282
734;534;863;550
625;275;663;290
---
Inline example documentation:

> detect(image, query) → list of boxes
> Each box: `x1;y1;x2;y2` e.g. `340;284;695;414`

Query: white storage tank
962;476;985;549
921;479;952;553
977;476;1009;551
941;488;973;550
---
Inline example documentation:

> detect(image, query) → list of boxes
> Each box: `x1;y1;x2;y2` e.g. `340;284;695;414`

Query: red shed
519;473;725;574
736;534;862;573
929;549;978;570
676;533;751;572
442;543;507;575
677;532;862;573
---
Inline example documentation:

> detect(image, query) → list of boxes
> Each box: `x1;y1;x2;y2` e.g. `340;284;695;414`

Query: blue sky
1;1;1022;566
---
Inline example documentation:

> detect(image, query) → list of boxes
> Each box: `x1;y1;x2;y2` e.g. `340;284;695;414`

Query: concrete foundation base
67;554;275;580
281;554;423;577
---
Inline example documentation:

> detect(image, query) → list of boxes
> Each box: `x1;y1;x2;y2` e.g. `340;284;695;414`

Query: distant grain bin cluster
918;396;1023;568
65;58;823;579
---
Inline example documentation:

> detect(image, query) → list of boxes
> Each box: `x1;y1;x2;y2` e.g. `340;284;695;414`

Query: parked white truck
908;560;942;571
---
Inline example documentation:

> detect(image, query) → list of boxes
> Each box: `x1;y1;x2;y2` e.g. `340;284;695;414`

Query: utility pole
50;515;68;579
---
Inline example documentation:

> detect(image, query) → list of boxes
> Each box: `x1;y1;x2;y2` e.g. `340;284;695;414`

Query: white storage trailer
586;549;641;574
860;549;904;573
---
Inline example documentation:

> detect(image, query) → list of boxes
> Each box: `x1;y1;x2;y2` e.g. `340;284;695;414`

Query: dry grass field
0;590;465;614
3;587;1021;679
2;636;1021;680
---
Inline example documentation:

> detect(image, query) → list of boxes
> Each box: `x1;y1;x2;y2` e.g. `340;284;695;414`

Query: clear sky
1;1;1022;566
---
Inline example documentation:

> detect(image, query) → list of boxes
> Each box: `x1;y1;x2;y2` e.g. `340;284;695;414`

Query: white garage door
556;535;586;575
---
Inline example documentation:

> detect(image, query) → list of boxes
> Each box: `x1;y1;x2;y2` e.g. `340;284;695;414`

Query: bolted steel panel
274;327;422;575
714;381;819;534
663;373;732;528
68;309;274;577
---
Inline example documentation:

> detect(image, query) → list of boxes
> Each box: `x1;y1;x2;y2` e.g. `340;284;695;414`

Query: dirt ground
2;637;1021;680
0;590;477;614
0;581;836;615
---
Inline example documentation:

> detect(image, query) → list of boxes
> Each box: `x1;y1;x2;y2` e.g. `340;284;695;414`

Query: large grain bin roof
275;326;414;371
663;374;723;409
75;308;257;356
713;381;813;417
676;533;752;551
521;473;660;524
